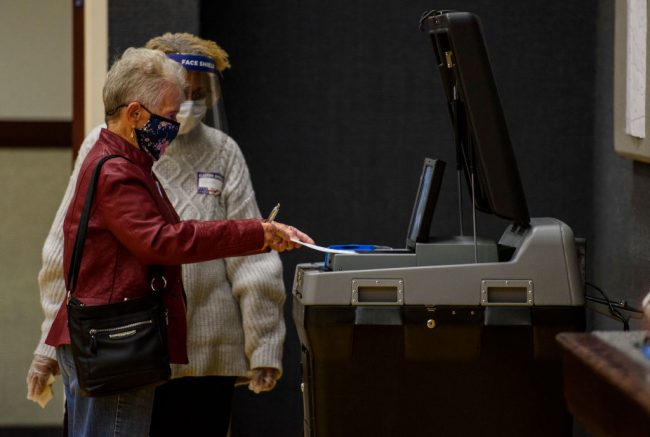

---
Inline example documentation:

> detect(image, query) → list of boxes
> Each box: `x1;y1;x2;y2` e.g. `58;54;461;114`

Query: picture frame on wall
614;0;650;162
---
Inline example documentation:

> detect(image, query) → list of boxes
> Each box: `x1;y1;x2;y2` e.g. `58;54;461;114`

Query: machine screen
406;158;445;249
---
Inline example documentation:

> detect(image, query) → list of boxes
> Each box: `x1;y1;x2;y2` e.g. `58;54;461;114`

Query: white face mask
177;100;208;135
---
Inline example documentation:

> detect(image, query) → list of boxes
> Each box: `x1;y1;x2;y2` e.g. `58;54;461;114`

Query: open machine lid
421;10;530;226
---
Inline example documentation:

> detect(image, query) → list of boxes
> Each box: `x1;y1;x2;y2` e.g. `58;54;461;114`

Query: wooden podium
556;332;650;436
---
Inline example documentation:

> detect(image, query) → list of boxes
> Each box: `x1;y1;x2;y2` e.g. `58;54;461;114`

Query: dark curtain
199;1;597;435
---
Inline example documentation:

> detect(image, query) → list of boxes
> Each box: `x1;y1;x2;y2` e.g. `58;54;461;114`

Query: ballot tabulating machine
292;10;585;437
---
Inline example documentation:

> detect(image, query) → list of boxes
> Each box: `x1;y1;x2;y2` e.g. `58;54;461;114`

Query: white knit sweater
35;123;286;380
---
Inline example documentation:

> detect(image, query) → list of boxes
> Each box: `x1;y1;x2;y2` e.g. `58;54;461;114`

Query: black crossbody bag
66;154;171;397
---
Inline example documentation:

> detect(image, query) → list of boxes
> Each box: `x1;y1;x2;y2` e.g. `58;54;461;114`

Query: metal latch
445;51;454;68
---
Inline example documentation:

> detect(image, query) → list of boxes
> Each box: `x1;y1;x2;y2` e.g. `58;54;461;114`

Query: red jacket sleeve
96;160;265;265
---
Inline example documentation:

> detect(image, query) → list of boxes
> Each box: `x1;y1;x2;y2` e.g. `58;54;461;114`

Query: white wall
0;148;70;425
0;0;72;120
0;0;72;427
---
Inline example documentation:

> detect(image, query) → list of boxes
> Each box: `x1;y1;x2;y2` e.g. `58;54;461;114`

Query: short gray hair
103;47;187;121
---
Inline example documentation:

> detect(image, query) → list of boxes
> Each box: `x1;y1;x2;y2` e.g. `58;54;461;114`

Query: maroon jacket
45;129;265;363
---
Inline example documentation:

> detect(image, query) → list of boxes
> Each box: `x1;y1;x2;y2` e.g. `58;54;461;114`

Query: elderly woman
43;47;312;436
29;34;299;436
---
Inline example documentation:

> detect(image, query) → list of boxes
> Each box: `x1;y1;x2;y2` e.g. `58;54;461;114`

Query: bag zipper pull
89;329;97;354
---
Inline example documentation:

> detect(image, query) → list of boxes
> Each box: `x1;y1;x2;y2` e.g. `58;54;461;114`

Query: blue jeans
57;345;156;437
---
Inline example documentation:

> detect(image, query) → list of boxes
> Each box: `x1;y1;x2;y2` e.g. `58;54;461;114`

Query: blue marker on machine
324;244;376;268
641;336;650;359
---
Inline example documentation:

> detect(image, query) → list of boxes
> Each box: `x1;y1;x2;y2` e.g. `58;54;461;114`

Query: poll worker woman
144;33;290;436
43;47;312;436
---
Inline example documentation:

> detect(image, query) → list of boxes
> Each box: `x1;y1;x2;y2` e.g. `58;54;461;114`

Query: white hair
103;47;186;121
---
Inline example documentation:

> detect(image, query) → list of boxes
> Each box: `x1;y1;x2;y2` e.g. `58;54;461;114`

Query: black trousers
149;376;237;437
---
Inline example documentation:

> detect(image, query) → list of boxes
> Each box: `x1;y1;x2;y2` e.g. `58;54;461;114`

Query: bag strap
67;154;125;296
66;154;165;297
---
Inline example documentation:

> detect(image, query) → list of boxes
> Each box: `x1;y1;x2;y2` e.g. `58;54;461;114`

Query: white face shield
167;53;228;134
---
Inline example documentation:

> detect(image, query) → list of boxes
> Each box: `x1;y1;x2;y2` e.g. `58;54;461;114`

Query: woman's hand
26;354;59;406
261;221;314;252
643;291;650;331
248;367;280;393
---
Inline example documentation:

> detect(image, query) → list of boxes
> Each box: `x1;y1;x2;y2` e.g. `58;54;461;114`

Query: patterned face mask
134;104;180;160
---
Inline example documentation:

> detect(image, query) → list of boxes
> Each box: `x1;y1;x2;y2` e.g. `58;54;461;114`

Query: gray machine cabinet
292;218;585;437
294;218;584;307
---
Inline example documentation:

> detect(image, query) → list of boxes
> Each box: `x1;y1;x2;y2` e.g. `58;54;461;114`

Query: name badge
197;172;224;195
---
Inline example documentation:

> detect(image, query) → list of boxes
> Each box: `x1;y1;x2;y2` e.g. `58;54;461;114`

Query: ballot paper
291;238;357;254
